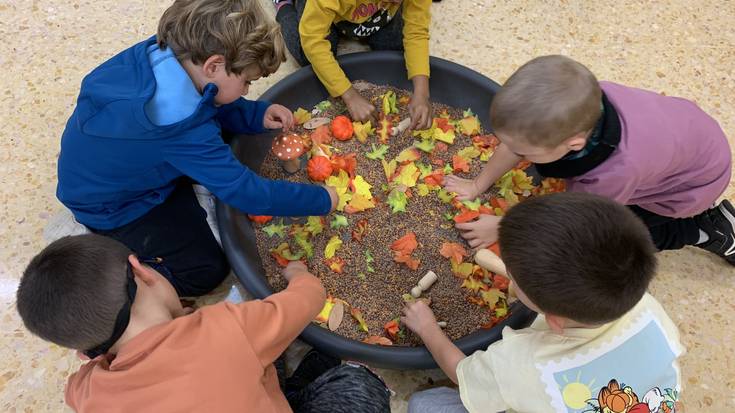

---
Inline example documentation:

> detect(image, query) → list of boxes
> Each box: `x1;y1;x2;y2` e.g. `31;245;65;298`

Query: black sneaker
695;199;735;265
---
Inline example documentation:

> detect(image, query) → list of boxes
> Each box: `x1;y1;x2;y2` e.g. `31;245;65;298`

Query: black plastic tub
216;51;537;370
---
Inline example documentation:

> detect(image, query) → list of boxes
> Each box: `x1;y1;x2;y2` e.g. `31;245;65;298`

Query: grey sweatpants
408;387;469;413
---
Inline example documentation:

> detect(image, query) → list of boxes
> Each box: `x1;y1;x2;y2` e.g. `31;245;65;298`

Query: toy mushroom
391;118;412;137
271;133;305;174
474;249;507;277
410;270;438;298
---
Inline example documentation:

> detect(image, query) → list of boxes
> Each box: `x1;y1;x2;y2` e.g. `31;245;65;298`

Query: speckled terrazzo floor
1;1;734;411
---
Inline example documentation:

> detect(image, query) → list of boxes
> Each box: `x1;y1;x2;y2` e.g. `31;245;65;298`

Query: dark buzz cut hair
498;192;657;324
16;234;132;350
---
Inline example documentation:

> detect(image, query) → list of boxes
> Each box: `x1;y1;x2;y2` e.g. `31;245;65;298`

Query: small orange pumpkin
307;156;333;182
248;215;273;224
331;115;354;141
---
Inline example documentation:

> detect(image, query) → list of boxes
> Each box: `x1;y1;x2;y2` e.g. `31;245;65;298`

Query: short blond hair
490;55;601;147
157;0;286;76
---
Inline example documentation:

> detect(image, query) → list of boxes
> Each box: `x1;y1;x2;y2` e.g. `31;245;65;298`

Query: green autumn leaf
331;214;349;229
437;189;455;203
463;108;475;117
366;144;390;160
262;219;288;238
462;198;482;211
382;90;398;115
305;216;324;236
386;189;408;213
324;236;343;259
414;139;436;153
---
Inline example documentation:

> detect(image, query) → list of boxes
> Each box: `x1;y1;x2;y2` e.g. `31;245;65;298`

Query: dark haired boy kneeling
404;193;685;413
17;234;390;412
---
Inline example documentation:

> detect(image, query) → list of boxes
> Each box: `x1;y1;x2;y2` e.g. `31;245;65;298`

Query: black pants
282;361;391;413
90;183;229;297
629;205;701;251
276;0;404;68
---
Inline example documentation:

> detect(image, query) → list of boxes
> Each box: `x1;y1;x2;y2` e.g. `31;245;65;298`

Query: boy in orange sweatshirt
274;0;434;130
17;234;390;412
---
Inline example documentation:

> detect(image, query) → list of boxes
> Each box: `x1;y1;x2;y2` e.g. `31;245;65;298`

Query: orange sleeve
226;272;326;366
65;362;95;411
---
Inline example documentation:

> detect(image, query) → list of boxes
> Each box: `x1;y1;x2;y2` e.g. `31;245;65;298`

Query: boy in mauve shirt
16;234;390;413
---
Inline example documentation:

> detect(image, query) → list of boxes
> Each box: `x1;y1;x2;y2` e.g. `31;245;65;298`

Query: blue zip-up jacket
57;37;331;230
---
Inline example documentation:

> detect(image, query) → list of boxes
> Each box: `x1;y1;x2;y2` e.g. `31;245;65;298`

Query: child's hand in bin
444;175;481;201
341;87;376;123
401;300;438;337
408;95;432;131
456;215;501;250
264;104;295;132
324;185;338;212
283;261;309;282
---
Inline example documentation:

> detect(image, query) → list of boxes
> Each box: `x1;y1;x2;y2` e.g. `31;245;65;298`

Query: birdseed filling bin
217;51;538;369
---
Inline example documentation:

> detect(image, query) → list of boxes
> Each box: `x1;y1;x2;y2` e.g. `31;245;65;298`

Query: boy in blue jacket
56;0;337;297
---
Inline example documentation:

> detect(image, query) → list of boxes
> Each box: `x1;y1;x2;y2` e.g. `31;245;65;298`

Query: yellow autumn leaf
315;297;336;323
480;288;506;308
353;175;373;200
326;170;350;191
353;121;375;143
293;108;312;125
452;260;474;278
393;162;420;188
461;277;485;292
434;128;456;144
457;146;481;160
395;147;421;163
458;116;481;136
412;124;435;140
416;183;430;196
324;236;343;259
347;194;375;212
381;159;398;181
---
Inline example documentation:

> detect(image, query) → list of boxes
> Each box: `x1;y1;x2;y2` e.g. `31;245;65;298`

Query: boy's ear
565;132;588;151
128;255;157;286
202;55;226;79
545;314;567;334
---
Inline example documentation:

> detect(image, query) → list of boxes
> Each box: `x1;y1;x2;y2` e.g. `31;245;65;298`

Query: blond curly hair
157;0;286;76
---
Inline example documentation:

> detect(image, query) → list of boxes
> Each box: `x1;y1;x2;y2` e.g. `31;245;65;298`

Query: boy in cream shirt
404;193;685;413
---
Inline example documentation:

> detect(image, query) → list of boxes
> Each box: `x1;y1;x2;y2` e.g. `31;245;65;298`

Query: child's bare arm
445;143;523;201
402;301;465;383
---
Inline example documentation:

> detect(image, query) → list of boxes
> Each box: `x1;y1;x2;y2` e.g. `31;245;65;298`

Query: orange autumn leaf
271;252;290;267
350;307;370;332
378;118;392;144
248;215;273;224
453;210;480;223
394;254;421;270
472;134;499;149
430;156;445;167
493;274;510;290
489;197;509;212
310;125;332;145
516;160;532;170
440;242;468;264
423;170;444;187
326;256;346;273
478;204;494;215
391;232;418;255
452;155;470;173
384;319;401;340
363;335;393;346
351;219;369;241
331;153;357;177
434;117;454;133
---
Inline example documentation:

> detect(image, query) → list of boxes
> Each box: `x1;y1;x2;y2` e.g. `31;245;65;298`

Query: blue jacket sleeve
163;124;331;216
216;98;271;134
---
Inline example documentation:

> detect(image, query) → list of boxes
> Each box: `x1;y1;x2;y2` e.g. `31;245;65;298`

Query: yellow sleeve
299;0;353;97
402;0;431;79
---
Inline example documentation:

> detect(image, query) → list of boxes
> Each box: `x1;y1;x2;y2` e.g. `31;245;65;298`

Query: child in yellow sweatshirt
274;0;433;130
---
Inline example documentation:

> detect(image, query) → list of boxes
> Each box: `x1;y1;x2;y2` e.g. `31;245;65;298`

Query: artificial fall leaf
489;197;510;213
494;304;509;318
453;209;480;223
443;164;454;175
496;169;535;200
480;288;506;308
331;214;349;229
326;170;349;191
463;108;475;117
381;159;398;181
416;183;431;196
294;234;314;258
430;156;444;167
399;95;411;105
386;189;408;213
457;146;481;160
315;296;336;323
384;319;401;340
248;215;273;224
395;254;420;270
415;162;433;178
326;256;346;273
350;307;370;332
461;277;486;293
434;127;456;145
331;153;357;177
436;188;455;203
393;163;420;188
353;120;374;143
378;118;392;143
452;155;470;173
324;236;343;259
423;170;445;187
396;147;421;163
352;175;373;200
352;219;369;241
262;220;288;238
434;117;454;133
382;90;398;115
270;242;304;267
391;232;418;253
305;216;325;236
440;242;468;264
310;125;332;145
462;198;483;211
451;260;474;278
365;249;375;273
415;139;436;153
314;100;332;113
346;194;375;213
535;178;567;195
493;274;511;290
363;335;393;346
293;107;312;125
458;116;481;136
366;143;390;160
472;134;500;149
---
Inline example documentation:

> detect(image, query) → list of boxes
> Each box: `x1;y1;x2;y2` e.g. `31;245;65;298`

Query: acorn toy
410;270;438;298
271;133;306;174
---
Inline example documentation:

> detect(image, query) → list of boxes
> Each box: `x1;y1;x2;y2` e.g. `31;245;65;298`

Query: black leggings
90;182;229;297
628;205;701;251
276;0;405;67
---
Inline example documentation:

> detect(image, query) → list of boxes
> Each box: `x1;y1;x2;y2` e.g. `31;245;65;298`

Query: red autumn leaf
433;142;448;154
384;319;401;340
452;155;470;173
394;254;421;270
391;232;418;255
423;170;444;187
472;134;499;149
352;219;369;241
307;156;333;182
325;256;346;273
434;117;454;132
248;215;273;224
440;242;468;264
310;124;332;145
453;210;480;223
489;197;509;212
331;115;354;141
478;204;494;215
271;252;290;267
516;160;532;170
331;153;357;177
493;274;510;290
363;335;393;346
488;242;501;257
